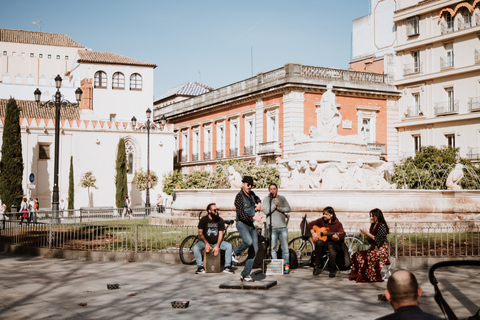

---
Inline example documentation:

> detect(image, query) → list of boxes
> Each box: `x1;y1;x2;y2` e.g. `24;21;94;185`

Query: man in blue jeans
232;176;262;282
263;183;291;271
193;203;234;274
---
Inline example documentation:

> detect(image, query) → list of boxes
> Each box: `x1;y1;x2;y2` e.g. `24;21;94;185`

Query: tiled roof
77;50;156;67
0;29;84;48
156;82;213;101
0;99;80;120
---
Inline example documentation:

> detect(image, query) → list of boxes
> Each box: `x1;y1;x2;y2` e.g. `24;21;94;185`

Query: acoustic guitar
311;225;346;242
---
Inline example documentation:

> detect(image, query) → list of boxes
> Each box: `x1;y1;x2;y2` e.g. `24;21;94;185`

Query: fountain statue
227;166;242;189
446;163;464;190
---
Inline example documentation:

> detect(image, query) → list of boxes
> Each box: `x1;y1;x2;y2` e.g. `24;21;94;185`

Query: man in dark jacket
232;176;262;282
376;270;443;320
307;206;345;277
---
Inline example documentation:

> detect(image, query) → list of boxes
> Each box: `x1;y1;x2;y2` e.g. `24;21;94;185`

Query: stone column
282;91;304;157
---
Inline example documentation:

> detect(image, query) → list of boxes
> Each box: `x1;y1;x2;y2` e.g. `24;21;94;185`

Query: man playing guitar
307;206;346;278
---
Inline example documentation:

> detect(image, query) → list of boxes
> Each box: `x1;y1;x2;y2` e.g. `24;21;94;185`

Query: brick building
154;63;399;174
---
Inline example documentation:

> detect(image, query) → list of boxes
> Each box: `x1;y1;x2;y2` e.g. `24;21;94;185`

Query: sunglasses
211;209;218;212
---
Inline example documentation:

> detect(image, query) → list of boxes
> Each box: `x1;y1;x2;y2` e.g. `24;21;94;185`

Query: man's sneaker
231;252;239;264
223;266;235;274
240;274;254;282
195;266;205;274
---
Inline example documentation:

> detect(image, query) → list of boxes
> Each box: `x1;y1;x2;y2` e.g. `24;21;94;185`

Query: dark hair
269;183;278;189
387;270;419;302
370;208;389;233
323;206;336;222
206;203;216;212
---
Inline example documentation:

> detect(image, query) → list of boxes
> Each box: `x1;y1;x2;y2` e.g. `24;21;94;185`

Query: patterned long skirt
349;243;389;282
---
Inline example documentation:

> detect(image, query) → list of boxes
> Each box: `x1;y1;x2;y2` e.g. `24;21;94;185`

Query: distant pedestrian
28;198;35;221
122;195;132;219
376;270;443;320
0;200;6;220
19;197;29;226
59;199;66;218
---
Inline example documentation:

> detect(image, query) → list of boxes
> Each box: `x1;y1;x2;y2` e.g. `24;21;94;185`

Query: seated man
193;203;234;274
376;270;443;320
307;206;345;277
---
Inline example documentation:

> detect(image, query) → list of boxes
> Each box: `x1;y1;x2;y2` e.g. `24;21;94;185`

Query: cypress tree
115;138;128;208
0;98;24;211
68;156;74;209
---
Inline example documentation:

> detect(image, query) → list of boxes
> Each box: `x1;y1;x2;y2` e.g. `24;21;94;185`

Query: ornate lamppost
34;75;82;223
131;109;166;216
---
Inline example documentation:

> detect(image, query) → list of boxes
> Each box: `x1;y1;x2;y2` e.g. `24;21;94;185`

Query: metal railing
466;147;480;161
434;100;459;115
440;56;454;69
216;150;224;159
203;151;211;160
403;62;422;75
191;153;199;161
468;96;480;111
229;148;238;157
405;106;423;117
1;220;478;259
244;145;254;155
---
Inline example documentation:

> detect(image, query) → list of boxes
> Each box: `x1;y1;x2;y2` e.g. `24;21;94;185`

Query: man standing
376;270;443;320
307;206;345;277
262;183;291;270
122;195;132;219
193;203;234;274
232;176;262;282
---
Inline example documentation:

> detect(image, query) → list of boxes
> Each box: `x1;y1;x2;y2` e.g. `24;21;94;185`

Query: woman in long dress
349;208;389;282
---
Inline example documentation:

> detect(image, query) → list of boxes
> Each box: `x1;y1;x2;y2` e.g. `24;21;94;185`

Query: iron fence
1;220;479;258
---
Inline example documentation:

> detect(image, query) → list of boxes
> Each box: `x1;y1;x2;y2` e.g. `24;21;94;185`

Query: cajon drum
204;250;221;273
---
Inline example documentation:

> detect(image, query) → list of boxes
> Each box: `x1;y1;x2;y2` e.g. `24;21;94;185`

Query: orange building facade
154;63;399;174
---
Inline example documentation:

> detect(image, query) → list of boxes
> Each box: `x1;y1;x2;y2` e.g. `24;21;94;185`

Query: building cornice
394;111;480;128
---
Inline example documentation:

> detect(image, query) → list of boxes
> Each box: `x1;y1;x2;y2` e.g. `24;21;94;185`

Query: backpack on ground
277;247;298;269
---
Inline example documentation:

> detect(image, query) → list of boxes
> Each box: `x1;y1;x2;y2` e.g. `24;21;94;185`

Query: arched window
112;72;125;89
94;71;107;88
130;73;142;90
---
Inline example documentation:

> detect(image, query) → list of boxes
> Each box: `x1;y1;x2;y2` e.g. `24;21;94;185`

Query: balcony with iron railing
244;145;254;156
434;100;459;115
203;151;211;160
466;147;480;161
216;150;224;159
229;148;238;157
257;141;282;156
181;155;188;163
468;96;480;112
191;153;199;162
403;62;422;75
405;106;423;117
440;56;454;69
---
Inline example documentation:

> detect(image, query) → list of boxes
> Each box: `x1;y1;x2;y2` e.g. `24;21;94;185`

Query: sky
1;0;370;100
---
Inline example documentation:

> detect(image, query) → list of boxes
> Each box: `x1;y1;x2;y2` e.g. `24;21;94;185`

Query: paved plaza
0;252;478;320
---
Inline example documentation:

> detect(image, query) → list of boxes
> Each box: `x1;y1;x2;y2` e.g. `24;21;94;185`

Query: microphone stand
268;193;273;259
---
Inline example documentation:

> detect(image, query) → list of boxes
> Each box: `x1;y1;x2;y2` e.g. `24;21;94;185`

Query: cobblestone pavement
0;253;478;320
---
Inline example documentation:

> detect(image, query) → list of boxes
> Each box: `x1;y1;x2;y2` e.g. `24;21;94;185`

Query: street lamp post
131;109;166;216
34;75;82;223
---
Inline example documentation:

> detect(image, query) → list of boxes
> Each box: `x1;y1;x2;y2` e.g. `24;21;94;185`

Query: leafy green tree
183;170;211;189
162;170;184;196
68;156;74;209
390;146;480;189
133;168;158;191
115;138;128;208
0;98;24;211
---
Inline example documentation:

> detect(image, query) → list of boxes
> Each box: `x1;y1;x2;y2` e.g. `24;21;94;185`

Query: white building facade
0;29;174;209
393;0;480;161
